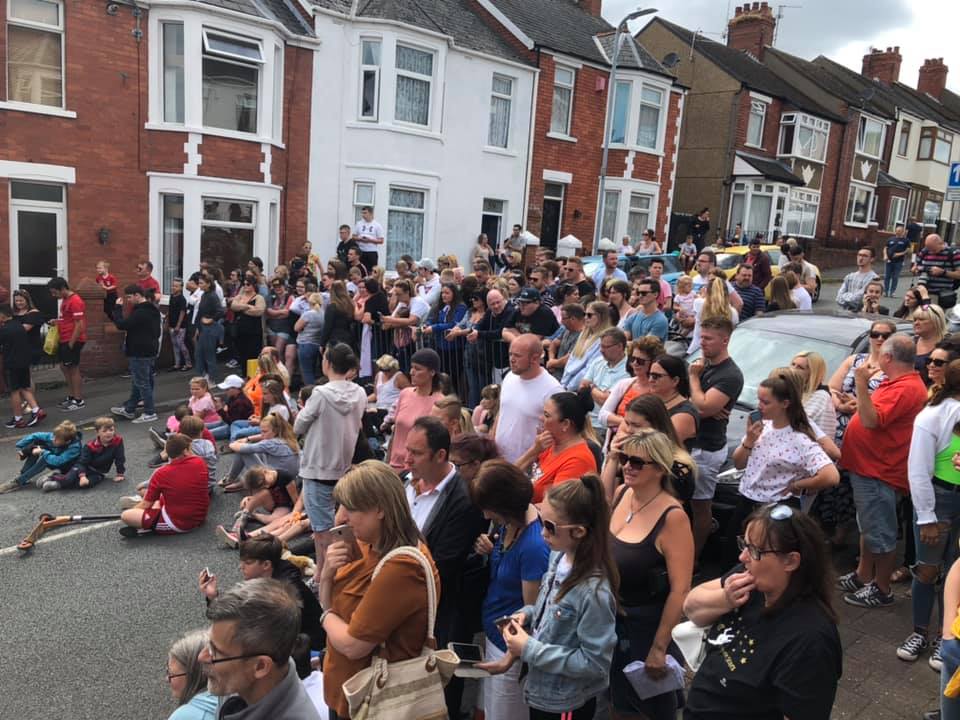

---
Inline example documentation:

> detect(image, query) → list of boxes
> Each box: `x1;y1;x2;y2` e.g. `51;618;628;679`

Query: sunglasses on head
870;330;891;339
541;518;581;536
615;452;654;470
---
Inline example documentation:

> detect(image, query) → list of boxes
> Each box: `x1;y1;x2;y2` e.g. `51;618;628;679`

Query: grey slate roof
488;0;671;77
651;18;844;122
736;151;804;185
878;170;910;190
312;0;353;13
199;0;314;36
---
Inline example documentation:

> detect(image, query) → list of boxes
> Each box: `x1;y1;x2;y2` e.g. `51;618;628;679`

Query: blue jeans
195;323;223;381
912;485;960;630
943;637;960;719
228;420;261;441
298;342;321;386
123;356;155;415
17;454;50;486
884;259;904;296
208;421;229;441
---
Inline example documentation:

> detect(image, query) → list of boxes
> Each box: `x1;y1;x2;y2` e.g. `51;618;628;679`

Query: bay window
488;74;513;148
387;187;426;266
609;80;630;144
201;198;256;274
728;181;789;239
162;23;185;123
7;0;64;108
924;198;942;226
919;127;954;164
359;39;381;120
856;115;884;158
747;100;766;148
395;44;433;126
778;113;829;162
636;85;662;150
785;190;819;238
601;190;620;241
897;120;911;157
551;66;575;136
845;183;873;226
626;193;652;241
887;196;907;231
201;30;263;134
161;194;185;291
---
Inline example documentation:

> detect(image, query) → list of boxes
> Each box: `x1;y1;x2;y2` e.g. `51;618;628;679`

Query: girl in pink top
188;377;220;425
385;349;444;470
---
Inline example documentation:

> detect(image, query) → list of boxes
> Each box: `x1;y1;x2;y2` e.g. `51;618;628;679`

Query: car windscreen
627;254;682;274
716;254;740;270
692;326;852;409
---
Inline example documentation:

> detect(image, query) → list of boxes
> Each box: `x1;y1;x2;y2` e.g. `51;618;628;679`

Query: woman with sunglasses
790;351;836;441
647;354;699;449
913;304;949;384
229;274;266;369
607;430;693;720
516;391;598;504
471;459;551;720
901;360;960;672
165;629;219;719
683;504;841;720
926;340;960;397
598;336;665;444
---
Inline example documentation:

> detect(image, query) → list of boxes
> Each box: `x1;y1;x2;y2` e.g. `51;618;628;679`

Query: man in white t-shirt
352;206;385;272
493;334;562;463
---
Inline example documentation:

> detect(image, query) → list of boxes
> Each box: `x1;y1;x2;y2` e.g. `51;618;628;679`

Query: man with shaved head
492;334;561;463
468;289;516;384
913;233;960;309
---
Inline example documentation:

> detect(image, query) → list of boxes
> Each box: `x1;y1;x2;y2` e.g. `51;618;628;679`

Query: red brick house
636;5;846;248
0;0;315;333
473;0;684;254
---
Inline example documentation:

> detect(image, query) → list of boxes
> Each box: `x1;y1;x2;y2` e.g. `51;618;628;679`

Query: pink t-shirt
388;388;443;470
189;393;220;424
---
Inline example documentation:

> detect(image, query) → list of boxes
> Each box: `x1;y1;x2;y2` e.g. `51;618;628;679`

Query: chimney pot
727;0;776;60
918;56;949;100
752;1;759;9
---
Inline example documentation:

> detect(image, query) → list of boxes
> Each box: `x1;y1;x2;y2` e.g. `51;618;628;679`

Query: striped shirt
917;246;960;295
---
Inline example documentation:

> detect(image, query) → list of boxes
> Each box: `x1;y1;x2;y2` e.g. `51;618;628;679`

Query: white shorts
691;447;728;501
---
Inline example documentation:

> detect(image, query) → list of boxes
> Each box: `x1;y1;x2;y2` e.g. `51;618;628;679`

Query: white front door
9;181;67;319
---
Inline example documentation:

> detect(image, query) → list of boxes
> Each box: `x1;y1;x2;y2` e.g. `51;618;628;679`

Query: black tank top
236;296;262;334
610;488;681;607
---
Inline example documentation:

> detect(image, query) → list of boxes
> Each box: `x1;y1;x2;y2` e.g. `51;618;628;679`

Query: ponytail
546;474;620;604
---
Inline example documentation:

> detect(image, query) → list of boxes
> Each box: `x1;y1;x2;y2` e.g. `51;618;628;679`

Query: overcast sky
612;0;959;94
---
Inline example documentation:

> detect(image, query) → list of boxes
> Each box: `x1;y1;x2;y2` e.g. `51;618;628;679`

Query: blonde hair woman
688;276;739;355
561;301;613;390
431;394;475;438
320;460;438;720
790;351;836;440
913;304;948;381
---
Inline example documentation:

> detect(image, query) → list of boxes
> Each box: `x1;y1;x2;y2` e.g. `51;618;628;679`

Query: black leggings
529;697;597;720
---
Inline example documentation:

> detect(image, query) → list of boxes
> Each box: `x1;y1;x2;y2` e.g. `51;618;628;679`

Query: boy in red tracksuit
119;433;209;538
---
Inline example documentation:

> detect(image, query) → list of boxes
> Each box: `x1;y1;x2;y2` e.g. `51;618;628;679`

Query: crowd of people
6;216;960;720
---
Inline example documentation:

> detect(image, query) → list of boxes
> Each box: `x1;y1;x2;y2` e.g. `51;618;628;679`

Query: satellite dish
662;52;680;69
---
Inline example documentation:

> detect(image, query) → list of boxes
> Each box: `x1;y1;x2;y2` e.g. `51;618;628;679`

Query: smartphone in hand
328;524;361;562
748;410;762;424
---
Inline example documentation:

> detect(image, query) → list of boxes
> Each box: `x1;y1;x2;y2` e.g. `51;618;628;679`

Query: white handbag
671;620;711;672
342;546;460;720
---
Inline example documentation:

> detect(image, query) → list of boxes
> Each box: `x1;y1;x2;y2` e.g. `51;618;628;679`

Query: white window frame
600;189;620;241
918;126;952;164
626;192;653;240
746;100;767;149
550;65;576;138
386;185;427;266
201;28;264;64
481;198;506;242
777;113;830;163
394;42;435;128
785;189;820;239
636;83;664;151
887;195;907;231
598;179;659;241
358;37;381;122
5;0;66;110
353;181;376;222
924;197;943;226
147;10;285;145
844;183;874;227
487;73;514;149
856;115;885;160
148;174;280;294
936;131;954;165
897;119;911;157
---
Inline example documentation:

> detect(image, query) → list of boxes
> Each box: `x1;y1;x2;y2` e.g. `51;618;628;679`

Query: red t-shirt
58;292;87;343
532;440;598;503
144;455;210;530
840;372;927;491
138;276;161;295
96;273;118;292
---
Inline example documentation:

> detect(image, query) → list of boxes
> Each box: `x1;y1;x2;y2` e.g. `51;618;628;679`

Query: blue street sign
950;162;960;188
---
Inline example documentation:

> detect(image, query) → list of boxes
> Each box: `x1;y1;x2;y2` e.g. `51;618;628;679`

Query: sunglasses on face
615;452;654;469
542;518;581;536
870;331;891;339
585;312;596;318
927;357;949;367
630;356;649;366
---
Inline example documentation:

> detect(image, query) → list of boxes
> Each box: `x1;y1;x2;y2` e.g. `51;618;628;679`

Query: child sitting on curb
0;420;82;493
44;417;125;492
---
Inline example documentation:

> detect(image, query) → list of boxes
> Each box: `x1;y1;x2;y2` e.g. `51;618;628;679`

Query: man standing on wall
352;206;384;273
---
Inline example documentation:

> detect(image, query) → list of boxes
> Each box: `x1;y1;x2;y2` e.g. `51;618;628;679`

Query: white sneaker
111;406;136;420
118;495;141;510
132;413;158;424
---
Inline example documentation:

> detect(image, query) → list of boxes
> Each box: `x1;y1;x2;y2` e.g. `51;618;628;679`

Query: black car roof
740;309;911;346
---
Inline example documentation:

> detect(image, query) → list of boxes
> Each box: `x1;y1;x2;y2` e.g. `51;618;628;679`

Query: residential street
0;273;943;720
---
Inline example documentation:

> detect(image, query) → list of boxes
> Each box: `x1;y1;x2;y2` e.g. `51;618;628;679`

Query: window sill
0;101;76;119
483;145;518;158
546;131;577;143
345;121;443;143
844;221;869;229
144;122;286;149
917;157;951;166
776;152;826;164
743;142;764;150
606;142;664;157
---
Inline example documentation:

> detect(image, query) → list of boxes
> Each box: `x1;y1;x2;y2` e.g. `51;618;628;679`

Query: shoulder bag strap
371;545;438;644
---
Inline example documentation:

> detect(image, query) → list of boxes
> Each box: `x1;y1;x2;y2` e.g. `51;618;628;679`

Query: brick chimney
579;0;602;17
861;46;902;86
726;2;775;60
918;58;949;100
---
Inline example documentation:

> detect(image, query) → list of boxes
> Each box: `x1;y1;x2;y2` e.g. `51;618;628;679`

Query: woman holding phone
318;460;440;720
472;460;550;720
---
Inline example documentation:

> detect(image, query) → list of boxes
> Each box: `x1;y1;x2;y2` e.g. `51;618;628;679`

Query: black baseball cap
518;287;541;303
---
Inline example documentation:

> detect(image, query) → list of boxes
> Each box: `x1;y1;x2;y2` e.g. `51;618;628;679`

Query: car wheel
813;276;821;303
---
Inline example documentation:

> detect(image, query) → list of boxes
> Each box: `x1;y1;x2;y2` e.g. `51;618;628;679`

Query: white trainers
118;495;141;510
897;631;928;661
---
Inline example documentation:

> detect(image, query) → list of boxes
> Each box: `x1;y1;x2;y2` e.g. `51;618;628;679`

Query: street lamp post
594;8;657;250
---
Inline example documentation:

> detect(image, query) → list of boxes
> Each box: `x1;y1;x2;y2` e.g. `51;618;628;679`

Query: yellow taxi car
710;244;822;303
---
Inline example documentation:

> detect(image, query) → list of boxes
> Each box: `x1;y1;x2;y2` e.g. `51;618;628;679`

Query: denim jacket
518;551;617;713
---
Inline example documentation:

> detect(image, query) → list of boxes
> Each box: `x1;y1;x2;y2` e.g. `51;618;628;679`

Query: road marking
0;520;119;557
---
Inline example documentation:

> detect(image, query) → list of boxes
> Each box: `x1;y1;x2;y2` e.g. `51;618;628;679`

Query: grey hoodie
294;379;366;480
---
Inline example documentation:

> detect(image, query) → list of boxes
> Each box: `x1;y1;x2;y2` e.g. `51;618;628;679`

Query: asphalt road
0;417;242;720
